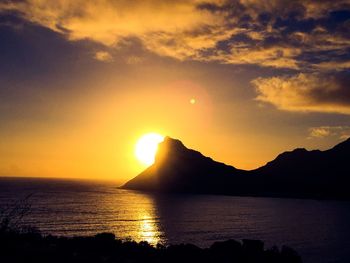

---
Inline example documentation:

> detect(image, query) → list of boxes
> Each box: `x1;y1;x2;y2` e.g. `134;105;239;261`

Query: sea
0;177;349;263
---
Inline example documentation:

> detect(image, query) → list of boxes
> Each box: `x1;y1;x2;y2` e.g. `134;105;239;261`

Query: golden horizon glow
135;133;164;166
2;1;348;182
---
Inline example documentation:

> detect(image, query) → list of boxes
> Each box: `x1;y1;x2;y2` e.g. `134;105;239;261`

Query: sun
135;133;164;166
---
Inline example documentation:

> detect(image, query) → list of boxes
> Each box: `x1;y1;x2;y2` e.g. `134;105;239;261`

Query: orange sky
1;0;350;183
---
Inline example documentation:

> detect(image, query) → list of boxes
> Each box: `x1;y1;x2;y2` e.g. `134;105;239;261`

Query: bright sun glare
135;133;164;166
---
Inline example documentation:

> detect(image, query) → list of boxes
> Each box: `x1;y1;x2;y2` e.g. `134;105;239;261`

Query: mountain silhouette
123;137;350;199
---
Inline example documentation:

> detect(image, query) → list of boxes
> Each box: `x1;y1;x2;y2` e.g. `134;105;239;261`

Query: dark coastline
124;137;350;200
121;187;350;202
0;230;302;263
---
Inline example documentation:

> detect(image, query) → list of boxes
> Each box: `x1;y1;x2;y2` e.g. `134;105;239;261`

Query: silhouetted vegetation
0;194;35;234
0;230;302;263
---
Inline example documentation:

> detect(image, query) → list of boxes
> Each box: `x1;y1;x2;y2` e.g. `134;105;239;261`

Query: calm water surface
0;177;350;263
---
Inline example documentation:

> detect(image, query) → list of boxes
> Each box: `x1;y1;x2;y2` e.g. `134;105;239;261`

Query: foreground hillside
124;137;350;199
0;229;302;263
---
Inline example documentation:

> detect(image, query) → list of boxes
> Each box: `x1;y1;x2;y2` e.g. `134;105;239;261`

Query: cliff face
124;137;248;194
123;137;350;199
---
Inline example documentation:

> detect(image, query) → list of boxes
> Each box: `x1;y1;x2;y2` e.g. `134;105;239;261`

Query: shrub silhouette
0;230;302;263
0;194;38;234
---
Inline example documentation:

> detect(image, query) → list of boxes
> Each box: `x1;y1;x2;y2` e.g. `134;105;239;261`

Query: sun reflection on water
138;213;159;245
97;189;164;245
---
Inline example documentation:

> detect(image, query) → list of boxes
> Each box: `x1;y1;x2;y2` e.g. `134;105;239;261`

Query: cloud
0;0;225;50
308;126;350;139
238;0;350;18
212;45;302;69
316;60;350;71
252;72;350;115
309;127;331;138
94;51;113;62
1;0;350;69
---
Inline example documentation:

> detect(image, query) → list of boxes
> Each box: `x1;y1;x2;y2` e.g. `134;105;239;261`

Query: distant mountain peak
163;136;182;143
154;136;194;164
160;136;186;151
273;147;309;160
331;137;350;151
123;136;350;199
123;137;239;193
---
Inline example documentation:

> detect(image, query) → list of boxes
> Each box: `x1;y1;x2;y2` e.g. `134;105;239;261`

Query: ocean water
0;177;350;263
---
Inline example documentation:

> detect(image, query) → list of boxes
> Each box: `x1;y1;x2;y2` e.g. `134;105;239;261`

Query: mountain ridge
123;137;350;199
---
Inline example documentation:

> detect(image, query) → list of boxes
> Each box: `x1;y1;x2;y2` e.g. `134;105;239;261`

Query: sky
1;0;350;182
